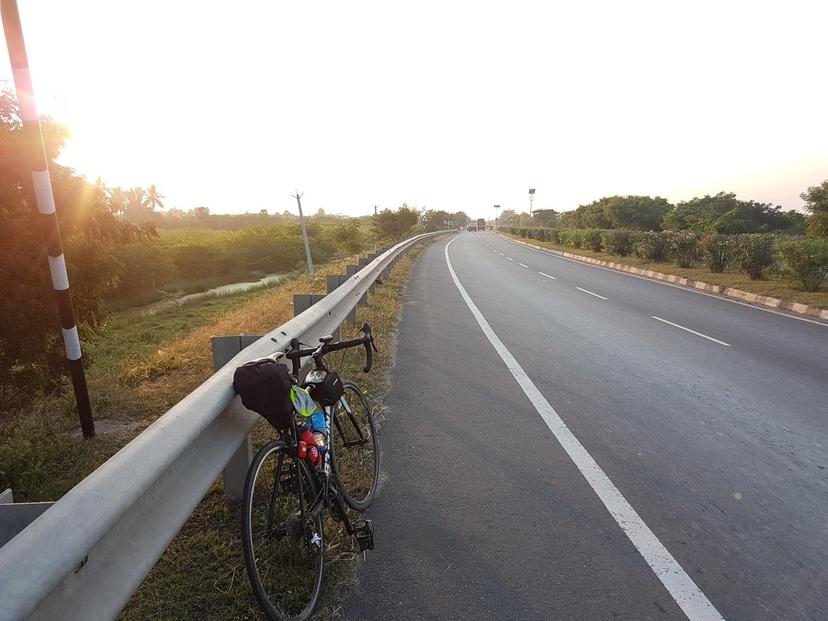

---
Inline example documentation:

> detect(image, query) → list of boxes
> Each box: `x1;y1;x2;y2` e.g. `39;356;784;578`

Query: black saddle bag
233;360;293;429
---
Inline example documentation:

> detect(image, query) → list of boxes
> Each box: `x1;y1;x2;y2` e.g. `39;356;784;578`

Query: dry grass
501;233;828;309
0;239;427;618
117;244;427;620
1;257;368;504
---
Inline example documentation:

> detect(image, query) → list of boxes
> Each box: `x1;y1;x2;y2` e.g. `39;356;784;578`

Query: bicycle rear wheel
330;381;379;511
242;440;324;621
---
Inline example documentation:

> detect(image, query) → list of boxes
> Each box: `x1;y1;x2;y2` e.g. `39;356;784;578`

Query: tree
801;180;828;237
603;196;672;230
327;221;364;254
580;202;611;228
0;88;151;396
783;210;807;236
371;205;419;241
557;210;579;228
662;192;792;234
662;192;737;231
422;209;451;232
145;184;165;211
498;209;518;227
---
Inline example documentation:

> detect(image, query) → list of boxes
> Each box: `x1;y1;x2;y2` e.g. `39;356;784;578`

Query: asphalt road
343;231;828;621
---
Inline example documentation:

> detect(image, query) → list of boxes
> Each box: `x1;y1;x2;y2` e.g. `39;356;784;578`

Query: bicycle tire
330;381;380;511
241;440;324;621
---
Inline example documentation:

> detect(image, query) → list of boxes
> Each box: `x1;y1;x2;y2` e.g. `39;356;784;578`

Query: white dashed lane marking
576;287;607;300
651;316;731;347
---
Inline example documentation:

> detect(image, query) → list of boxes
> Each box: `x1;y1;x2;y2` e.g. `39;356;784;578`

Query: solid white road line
576;286;607;300
518;262;529;268
651;316;731;347
538;271;557;280
495;234;827;327
444;236;725;621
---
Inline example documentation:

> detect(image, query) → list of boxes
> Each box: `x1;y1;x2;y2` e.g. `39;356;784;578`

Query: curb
497;233;828;321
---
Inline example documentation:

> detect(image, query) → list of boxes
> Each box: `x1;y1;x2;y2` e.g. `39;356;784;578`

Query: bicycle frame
285;406;361;539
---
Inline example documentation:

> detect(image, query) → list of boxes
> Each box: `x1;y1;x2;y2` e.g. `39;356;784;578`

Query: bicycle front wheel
241;440;324;621
330;381;379;511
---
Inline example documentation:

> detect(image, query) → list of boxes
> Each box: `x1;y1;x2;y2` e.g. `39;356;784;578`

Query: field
106;222;371;310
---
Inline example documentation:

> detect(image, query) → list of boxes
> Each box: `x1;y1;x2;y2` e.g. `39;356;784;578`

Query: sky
1;0;826;220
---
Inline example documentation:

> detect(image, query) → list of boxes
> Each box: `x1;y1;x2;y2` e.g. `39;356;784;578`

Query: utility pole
2;0;95;437
494;204;500;229
292;192;314;274
529;188;535;216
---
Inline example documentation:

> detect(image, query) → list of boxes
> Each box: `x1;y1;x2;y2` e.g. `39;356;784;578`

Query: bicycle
240;323;380;621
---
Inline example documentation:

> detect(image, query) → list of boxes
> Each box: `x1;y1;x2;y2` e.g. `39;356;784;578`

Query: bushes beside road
504;227;828;293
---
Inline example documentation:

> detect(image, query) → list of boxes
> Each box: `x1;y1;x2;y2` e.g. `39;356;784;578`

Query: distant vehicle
466;225;477;232
476;218;486;231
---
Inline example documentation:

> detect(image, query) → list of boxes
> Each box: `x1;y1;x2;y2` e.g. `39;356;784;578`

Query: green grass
502;233;828;309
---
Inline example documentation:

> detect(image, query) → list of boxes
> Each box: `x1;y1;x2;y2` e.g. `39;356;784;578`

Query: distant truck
476;218;486;231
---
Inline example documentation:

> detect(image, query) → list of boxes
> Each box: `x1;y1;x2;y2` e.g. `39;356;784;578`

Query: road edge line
445;235;725;621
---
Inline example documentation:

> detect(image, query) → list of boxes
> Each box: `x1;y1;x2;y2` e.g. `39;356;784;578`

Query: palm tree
107;187;128;216
123;187;150;223
145;185;165;211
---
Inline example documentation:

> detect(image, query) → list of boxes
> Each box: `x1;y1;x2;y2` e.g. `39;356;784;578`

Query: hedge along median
498;231;828;320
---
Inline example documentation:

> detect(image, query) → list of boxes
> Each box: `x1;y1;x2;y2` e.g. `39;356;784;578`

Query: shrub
777;238;828;291
584;229;604;252
668;231;700;268
602;230;635;256
557;230;573;247
699;234;737;273
634;231;670;261
736;234;776;280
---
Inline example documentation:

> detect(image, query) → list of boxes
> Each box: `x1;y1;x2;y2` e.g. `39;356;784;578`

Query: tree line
498;187;827;237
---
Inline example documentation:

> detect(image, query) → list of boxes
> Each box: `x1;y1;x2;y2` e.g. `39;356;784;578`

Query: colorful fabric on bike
290;385;320;417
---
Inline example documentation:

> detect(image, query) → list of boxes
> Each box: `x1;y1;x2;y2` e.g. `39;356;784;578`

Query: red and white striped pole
2;0;95;438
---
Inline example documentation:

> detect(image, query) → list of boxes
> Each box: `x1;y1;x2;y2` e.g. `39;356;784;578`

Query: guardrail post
294;293;340;335
0;489;54;549
211;335;261;504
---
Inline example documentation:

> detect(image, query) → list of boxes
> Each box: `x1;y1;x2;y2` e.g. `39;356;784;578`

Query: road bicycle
240;323;380;621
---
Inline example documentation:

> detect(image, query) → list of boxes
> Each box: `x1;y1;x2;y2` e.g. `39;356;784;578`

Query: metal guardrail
0;230;450;621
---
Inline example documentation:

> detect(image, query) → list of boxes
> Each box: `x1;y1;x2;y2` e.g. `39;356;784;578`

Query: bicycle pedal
353;519;374;551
